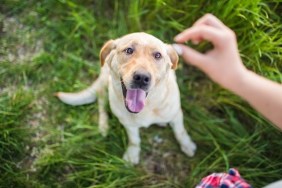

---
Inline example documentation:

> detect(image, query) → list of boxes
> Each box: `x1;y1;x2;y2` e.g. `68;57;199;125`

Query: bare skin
173;14;282;130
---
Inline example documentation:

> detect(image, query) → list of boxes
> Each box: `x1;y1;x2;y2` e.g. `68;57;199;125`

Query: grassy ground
1;0;282;187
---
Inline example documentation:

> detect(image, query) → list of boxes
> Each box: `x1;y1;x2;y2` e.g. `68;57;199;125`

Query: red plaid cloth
196;168;252;188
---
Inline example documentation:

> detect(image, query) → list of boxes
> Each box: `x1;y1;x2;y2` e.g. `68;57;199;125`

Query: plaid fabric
196;168;252;188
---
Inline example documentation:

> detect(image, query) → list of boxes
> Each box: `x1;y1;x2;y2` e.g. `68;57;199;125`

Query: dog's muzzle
120;74;149;113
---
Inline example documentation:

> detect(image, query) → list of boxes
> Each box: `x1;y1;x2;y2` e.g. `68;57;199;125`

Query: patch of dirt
16;97;50;172
0;16;43;63
141;131;190;183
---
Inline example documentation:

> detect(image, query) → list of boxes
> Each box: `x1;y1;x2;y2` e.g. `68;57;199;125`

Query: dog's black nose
132;72;151;88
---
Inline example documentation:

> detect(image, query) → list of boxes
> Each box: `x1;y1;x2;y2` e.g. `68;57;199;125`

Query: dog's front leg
97;88;108;137
170;109;197;157
122;126;141;165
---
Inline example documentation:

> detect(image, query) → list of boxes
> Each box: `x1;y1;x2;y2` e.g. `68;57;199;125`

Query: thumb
172;44;207;68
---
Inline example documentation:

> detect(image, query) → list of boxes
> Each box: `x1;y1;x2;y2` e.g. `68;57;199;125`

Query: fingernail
172;44;183;55
192;40;199;45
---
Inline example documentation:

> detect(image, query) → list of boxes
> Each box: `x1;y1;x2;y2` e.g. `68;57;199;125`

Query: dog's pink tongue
125;89;146;113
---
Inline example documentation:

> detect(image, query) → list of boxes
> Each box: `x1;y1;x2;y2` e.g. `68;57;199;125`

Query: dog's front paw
123;146;140;165
181;140;197;157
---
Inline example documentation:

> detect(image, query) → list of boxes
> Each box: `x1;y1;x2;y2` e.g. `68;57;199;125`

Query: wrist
226;68;252;96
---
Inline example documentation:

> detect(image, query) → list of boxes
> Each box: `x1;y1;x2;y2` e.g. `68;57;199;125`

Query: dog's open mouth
120;78;147;113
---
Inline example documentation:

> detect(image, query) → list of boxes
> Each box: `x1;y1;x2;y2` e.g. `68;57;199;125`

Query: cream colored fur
56;32;196;164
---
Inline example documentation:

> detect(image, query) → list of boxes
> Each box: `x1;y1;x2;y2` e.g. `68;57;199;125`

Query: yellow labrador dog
56;32;196;164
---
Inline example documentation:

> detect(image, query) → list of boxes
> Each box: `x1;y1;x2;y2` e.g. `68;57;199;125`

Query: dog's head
100;32;178;113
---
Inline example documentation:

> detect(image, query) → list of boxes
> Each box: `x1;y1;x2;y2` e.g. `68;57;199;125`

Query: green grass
1;0;282;187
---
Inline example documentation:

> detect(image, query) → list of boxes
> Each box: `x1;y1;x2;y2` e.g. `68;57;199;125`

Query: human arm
232;70;282;129
173;14;282;130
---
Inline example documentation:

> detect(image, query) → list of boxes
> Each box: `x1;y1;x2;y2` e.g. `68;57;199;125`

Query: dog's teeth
172;44;183;55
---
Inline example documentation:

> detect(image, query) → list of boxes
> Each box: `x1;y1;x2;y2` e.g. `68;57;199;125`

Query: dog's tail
55;66;109;106
55;83;97;106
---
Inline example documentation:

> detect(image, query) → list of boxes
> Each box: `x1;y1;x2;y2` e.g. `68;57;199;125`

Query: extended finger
174;25;223;47
193;13;227;29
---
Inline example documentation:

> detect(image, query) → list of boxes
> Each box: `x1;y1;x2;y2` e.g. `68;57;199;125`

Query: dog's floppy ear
100;40;115;66
166;44;179;69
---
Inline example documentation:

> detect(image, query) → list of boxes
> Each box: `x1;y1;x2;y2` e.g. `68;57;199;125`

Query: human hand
173;14;248;91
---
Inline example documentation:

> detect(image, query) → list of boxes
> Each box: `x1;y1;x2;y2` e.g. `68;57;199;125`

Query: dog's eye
154;52;162;59
124;47;134;55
